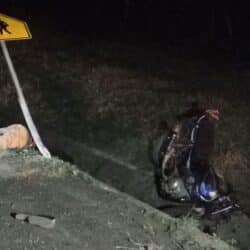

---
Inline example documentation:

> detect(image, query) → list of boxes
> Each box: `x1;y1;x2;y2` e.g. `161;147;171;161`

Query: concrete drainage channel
41;129;178;209
41;129;250;249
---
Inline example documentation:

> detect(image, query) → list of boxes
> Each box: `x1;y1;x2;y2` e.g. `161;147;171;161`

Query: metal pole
0;40;51;158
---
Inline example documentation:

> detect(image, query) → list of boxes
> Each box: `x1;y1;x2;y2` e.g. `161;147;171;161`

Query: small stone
11;213;28;220
11;212;56;229
27;215;56;229
72;170;79;176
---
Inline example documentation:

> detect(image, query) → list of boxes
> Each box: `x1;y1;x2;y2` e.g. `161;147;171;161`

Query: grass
1;149;79;178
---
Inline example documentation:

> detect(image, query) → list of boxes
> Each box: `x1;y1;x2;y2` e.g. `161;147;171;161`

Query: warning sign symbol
0;19;11;35
0;13;31;41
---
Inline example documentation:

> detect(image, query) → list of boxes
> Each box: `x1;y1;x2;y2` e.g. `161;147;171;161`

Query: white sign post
0;13;51;158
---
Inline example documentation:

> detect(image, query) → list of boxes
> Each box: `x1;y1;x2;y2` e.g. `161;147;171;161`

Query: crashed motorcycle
150;109;239;218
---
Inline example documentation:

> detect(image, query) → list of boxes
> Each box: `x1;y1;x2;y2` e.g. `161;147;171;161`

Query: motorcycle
150;109;239;218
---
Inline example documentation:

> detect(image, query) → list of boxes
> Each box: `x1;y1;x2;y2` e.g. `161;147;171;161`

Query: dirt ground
0;149;235;250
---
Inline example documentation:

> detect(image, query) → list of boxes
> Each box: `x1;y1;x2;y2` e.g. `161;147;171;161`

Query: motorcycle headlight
198;182;219;202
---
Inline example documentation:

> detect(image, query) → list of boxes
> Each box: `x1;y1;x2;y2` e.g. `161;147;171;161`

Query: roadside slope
0;149;234;250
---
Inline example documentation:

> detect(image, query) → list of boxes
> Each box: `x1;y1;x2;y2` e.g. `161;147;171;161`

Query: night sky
1;1;250;61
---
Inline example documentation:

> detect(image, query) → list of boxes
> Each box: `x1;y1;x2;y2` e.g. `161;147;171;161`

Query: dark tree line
1;0;250;57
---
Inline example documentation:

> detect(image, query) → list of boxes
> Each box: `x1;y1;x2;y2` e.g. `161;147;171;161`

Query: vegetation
0;24;249;212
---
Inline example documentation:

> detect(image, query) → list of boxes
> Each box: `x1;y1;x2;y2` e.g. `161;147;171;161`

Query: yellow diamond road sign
0;13;31;41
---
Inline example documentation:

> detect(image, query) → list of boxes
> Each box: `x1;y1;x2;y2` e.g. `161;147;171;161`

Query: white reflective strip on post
0;41;51;158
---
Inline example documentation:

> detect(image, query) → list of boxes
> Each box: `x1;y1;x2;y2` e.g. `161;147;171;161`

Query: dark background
1;1;250;62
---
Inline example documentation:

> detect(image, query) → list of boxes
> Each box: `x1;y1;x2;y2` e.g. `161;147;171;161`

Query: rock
0;124;33;149
13;213;28;221
27;215;56;229
11;212;56;229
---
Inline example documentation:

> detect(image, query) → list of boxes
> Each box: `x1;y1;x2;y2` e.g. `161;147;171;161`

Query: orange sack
0;124;33;149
